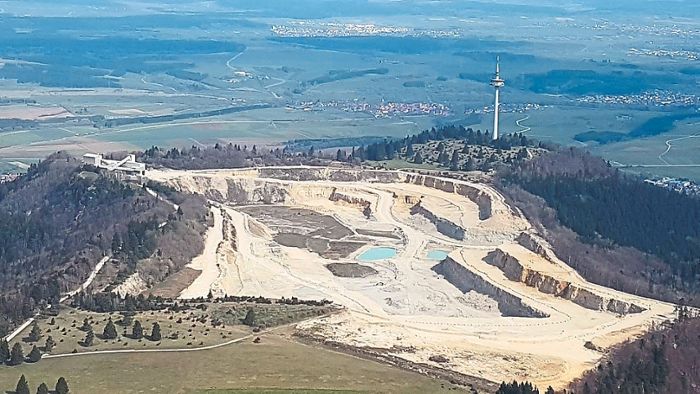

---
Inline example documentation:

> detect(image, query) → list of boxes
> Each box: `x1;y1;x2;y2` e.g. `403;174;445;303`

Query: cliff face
516;232;556;263
483;249;646;315
329;188;371;209
410;202;466;240
402;174;492;220
226;178;289;205
202;168;495;222
258;167;402;183
432;258;549;318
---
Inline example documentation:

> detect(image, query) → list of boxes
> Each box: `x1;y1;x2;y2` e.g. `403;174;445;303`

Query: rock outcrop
516;232;556;263
329;188;371;210
226;178;289;205
483;249;646;315
432;258;549;318
402;174;492;220
410;202;466;240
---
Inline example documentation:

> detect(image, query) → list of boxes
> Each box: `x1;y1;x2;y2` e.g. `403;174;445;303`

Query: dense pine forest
0;153;208;337
570;312;700;394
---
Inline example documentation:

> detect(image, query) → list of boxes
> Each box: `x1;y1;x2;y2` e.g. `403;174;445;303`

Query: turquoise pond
426;250;449;261
357;247;397;261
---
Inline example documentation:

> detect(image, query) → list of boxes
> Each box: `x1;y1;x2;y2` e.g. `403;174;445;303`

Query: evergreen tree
243;309;256;326
79;318;91;332
44;336;55;352
27;345;42;363
82;329;94;347
545;387;555;394
437;150;449;166
102;319;118;339
37;383;49;394
0;339;9;362
132;320;143;339
450;150;460;171
28;321;42;342
150;322;161;341
413;152;423;164
16;375;30;394
464;157;476;171
405;143;414;157
10;342;24;365
55;377;69;394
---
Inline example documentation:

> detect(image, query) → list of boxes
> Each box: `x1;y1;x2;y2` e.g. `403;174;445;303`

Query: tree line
11;375;69;394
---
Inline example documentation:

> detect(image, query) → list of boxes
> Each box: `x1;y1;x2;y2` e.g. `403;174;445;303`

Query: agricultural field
1;0;699;179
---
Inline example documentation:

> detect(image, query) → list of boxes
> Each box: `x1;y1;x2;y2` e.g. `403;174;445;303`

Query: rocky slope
483;249;645;315
433;257;549;318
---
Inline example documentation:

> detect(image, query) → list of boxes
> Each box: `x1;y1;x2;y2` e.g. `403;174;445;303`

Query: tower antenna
490;57;505;140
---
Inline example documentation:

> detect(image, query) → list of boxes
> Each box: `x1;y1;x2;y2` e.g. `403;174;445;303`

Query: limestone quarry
146;166;676;389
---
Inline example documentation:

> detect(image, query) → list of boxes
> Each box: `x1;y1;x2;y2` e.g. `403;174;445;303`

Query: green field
0;333;464;394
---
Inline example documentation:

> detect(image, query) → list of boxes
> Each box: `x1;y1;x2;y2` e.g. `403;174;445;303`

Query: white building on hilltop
82;153;146;180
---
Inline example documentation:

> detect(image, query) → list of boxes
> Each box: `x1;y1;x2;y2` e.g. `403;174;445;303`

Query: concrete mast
490;57;505;140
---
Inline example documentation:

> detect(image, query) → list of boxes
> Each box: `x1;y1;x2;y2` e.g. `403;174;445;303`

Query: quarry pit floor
146;166;676;389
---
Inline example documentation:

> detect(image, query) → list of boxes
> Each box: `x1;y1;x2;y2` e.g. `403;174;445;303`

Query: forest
569;311;700;394
0;153;208;337
506;149;700;292
500;148;700;306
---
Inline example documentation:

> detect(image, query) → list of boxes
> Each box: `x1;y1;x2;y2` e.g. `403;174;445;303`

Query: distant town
291;100;451;118
271;22;460;38
628;48;700;61
577;90;700;107
466;103;546;115
645;177;700;197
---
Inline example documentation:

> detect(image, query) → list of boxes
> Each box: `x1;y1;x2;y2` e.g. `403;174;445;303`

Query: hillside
0;153;208;337
498;148;700;306
570;313;700;394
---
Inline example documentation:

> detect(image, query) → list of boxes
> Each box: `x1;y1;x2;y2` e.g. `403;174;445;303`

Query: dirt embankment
483;249;646;315
294;332;498;394
410;202;466;240
433;257;549;318
329;188;371;210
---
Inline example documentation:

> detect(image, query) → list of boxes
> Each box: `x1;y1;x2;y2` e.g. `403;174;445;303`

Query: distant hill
0;153;208;337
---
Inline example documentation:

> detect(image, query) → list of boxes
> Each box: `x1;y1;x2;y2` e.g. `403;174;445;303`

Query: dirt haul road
147;166;676;389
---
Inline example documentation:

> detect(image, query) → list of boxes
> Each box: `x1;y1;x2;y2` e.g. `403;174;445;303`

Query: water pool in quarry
426;250;449;261
357;247;397;261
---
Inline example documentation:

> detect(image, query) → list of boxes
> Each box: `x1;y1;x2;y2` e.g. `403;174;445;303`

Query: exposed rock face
226;178;289;205
516;232;555;263
432;258;549;318
402;174;492;220
258;167;402;183
483;249;646;315
254;168;493;221
410;202;466;240
329;188;371;209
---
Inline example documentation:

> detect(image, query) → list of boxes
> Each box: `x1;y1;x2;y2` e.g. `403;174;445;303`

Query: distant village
645;177;700;197
577;90;700;107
